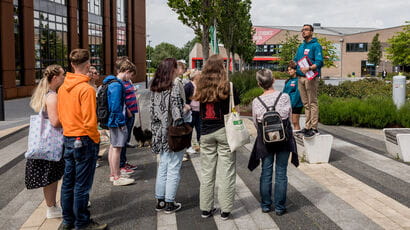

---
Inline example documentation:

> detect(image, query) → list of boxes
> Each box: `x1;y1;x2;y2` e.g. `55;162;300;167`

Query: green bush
319;95;410;128
319;78;392;98
272;71;290;79
240;87;263;105
397;102;410;127
230;70;258;96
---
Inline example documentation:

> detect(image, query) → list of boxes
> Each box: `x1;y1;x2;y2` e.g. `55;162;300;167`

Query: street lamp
339;38;344;78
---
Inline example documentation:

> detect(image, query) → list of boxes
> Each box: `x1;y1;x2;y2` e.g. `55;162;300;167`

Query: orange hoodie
58;72;100;143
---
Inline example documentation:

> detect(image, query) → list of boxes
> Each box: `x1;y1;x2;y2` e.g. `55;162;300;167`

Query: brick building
0;0;146;99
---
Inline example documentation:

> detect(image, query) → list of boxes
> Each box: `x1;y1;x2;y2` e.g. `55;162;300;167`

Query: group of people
26;49;141;229
23;23;323;229
149;24;323;219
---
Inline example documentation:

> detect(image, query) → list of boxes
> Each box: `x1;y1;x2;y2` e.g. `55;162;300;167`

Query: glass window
88;22;104;73
88;0;102;16
34;10;68;81
346;43;368;52
117;0;127;57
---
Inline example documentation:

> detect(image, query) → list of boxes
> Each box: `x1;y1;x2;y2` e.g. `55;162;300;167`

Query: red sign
253;27;281;45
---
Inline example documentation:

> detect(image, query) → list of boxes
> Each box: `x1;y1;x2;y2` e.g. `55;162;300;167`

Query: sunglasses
301;28;311;32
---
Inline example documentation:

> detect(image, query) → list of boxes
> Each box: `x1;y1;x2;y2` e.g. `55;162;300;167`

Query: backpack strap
272;92;283;111
256;96;270;110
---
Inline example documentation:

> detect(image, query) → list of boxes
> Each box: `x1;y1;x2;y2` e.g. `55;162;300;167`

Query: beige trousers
298;76;319;130
199;127;236;213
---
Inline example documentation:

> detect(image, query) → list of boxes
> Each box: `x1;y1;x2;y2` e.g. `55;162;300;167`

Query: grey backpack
256;93;286;143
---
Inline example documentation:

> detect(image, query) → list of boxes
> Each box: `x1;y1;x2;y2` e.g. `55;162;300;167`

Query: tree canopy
386;22;410;67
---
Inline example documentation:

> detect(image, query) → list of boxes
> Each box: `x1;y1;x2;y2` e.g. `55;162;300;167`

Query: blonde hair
193;55;229;103
69;49;90;66
256;69;274;90
30;65;62;112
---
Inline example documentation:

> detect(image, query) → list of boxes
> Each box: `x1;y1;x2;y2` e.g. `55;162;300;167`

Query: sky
146;0;409;48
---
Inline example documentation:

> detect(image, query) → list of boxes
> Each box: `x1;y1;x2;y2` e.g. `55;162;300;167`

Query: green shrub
318;95;406;128
230;70;258;96
240;87;263;105
319;78;392;98
272;71;290;79
397;102;410;127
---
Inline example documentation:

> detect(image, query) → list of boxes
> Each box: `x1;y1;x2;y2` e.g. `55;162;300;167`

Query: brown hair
30;65;63;112
115;56;137;75
193;55;229;103
288;60;297;70
150;58;177;92
303;24;314;32
69;49;90;66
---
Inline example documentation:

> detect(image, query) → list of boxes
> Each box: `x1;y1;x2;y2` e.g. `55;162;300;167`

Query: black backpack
96;79;121;129
256;93;286;143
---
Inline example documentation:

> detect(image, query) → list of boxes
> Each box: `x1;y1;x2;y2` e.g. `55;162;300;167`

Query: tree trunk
201;24;210;64
226;48;231;77
239;56;243;72
231;51;236;73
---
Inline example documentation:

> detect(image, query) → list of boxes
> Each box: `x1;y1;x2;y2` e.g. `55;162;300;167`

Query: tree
151;42;182;68
278;32;300;67
368;33;382;68
386;22;410;68
179;37;200;65
168;0;218;62
317;36;337;68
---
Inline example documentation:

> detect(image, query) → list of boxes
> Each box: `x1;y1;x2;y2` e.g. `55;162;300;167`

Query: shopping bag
25;110;64;161
224;82;250;152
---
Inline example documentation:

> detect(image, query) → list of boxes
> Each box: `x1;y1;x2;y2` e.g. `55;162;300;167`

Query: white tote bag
25;109;64;161
224;82;250;152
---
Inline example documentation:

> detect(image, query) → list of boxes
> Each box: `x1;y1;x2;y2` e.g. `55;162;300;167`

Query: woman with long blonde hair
26;64;65;219
193;55;240;220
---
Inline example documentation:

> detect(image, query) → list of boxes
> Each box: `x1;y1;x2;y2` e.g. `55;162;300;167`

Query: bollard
392;75;406;109
0;85;4;121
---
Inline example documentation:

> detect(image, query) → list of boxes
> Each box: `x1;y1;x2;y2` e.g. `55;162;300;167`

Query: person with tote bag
25;64;65;219
193;54;240;220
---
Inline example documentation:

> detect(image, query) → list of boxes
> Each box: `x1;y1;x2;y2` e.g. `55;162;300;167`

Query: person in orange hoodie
58;49;107;230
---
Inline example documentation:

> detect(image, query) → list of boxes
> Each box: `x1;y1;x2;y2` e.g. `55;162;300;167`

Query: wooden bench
294;133;333;163
383;128;410;162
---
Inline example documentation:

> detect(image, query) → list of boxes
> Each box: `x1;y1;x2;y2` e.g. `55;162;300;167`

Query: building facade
0;0;146;99
189;24;406;78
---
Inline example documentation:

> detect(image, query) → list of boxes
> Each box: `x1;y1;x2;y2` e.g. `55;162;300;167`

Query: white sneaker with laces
46;205;62;219
113;177;135;186
109;174;131;182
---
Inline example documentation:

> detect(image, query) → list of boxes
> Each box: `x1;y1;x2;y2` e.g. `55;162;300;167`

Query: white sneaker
113;177;135;186
109;174;131;182
186;147;196;154
46;205;62;219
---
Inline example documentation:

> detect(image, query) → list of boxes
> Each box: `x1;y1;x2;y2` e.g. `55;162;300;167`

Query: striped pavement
0;119;409;229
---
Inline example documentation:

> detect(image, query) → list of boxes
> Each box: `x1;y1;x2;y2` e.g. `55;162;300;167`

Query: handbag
25;109;64;161
166;88;193;152
224;82;250;152
167;118;193;152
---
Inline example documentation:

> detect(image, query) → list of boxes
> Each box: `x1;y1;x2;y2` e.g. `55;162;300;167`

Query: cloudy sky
147;0;409;48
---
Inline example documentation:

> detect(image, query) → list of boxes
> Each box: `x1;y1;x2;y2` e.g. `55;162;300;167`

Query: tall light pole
339;38;344;78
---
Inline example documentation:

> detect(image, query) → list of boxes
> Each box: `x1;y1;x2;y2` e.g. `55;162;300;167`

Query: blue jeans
155;150;184;202
61;136;99;229
120;114;135;168
260;151;290;212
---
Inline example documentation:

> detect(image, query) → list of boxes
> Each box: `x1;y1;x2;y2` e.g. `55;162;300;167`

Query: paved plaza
0;87;409;230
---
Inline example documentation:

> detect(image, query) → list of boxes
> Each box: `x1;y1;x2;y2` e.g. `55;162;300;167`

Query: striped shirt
122;80;138;114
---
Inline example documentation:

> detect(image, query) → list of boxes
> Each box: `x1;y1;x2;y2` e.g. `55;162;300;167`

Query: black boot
164;201;182;214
